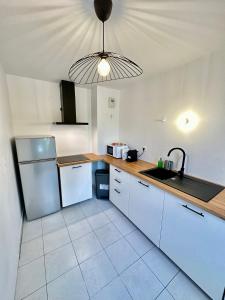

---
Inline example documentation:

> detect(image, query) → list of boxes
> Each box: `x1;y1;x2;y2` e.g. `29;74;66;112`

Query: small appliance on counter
107;143;129;159
126;149;138;162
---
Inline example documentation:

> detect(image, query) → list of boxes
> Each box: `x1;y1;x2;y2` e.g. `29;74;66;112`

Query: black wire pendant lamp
68;0;143;85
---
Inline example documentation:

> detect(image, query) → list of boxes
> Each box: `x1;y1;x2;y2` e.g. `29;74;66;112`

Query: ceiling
0;0;225;86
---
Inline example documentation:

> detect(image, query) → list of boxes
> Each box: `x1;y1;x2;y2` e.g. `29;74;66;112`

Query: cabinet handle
114;188;121;194
115;168;121;173
114;179;121;184
138;181;149;188
72;166;82;169
182;204;204;217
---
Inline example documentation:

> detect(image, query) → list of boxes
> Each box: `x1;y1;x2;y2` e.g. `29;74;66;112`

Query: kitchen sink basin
140;167;177;180
139;167;224;202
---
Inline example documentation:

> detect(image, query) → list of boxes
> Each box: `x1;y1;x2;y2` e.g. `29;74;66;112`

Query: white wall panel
119;50;225;185
0;64;22;300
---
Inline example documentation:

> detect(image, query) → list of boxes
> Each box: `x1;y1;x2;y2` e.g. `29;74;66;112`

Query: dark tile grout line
153;270;179;300
14;216;25;300
18;218;47;300
18;208;114;268
20;284;47;300
61;209;91;300
85;213;135;300
18;201;180;300
101;205;180;299
116;212;180;299
41;216;49;300
17;203;119;298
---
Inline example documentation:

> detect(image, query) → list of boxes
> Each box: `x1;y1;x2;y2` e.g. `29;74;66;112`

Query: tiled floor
16;199;210;300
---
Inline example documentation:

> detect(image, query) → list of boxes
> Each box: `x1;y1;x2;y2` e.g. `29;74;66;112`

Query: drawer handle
182;204;204;217
114;179;121;184
138;181;149;188
72;166;82;169
114;188;121;194
115;168;121;173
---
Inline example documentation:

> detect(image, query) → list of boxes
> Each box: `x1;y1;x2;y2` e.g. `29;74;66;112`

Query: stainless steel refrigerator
15;136;61;221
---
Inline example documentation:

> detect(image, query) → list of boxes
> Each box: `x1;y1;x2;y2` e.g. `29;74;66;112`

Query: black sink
140;167;224;202
140;167;177;180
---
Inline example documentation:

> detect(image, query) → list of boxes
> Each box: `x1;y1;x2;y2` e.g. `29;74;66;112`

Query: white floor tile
81;199;102;217
62;204;85;225
80;251;117;297
106;238;139;273
45;243;78;282
19;237;43;267
72;232;103;263
22;219;42;243
95;223;122;248
47;267;89;300
42;212;65;235
156;289;174;300
88;212;110;230
125;229;155;257
16;257;46;300
104;207;124;221
142;247;179;286
96;199;113;211
92;277;132;300
121;260;164;300
68;219;92;241
167;272;210;300
112;215;136;236
43;228;70;254
23;286;47;300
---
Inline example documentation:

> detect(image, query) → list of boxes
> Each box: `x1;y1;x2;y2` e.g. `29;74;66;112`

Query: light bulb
98;58;110;77
176;111;199;133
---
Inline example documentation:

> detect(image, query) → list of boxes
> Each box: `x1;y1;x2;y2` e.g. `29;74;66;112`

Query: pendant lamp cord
102;22;105;53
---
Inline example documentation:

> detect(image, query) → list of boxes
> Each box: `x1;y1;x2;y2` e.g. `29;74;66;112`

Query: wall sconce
176;111;199;133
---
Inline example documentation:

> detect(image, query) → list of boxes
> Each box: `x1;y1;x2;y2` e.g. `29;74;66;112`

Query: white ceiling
0;0;225;86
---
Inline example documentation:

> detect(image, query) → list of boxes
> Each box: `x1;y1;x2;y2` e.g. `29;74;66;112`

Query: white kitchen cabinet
160;193;225;300
129;175;164;246
60;163;92;207
109;165;130;216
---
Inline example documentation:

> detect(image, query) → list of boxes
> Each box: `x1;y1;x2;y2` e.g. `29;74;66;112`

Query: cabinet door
60;163;92;207
129;176;164;246
160;193;225;300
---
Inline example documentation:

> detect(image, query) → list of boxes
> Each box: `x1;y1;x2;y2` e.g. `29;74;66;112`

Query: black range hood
55;80;88;125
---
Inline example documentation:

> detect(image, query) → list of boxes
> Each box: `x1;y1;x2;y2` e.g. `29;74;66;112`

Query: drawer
110;182;129;216
110;165;130;185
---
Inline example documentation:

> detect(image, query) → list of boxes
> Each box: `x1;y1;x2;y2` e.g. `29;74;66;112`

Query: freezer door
16;136;56;162
19;159;60;220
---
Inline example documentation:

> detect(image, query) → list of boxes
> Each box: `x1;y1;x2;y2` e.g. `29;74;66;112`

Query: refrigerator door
19;159;60;220
16;136;56;162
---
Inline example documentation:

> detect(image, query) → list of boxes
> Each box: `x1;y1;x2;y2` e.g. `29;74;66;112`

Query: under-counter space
57;153;225;220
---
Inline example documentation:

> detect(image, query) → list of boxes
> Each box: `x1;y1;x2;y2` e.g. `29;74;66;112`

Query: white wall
92;86;120;154
119;50;225;185
0;65;22;300
7;75;92;156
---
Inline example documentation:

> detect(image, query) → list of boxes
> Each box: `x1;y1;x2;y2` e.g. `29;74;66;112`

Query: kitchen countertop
57;153;225;221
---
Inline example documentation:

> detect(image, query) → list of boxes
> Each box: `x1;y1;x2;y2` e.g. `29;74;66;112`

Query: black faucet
167;147;186;178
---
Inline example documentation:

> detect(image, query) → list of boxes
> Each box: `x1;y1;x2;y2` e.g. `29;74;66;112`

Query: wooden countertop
57;153;225;221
